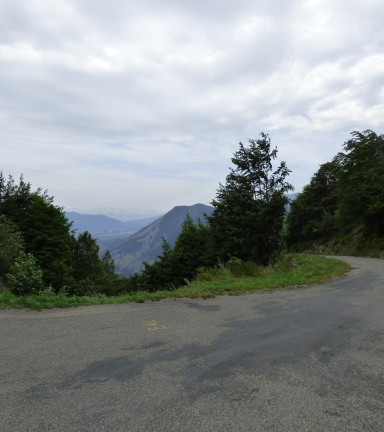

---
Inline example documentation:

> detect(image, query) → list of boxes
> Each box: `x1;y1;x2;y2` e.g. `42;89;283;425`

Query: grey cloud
1;0;383;211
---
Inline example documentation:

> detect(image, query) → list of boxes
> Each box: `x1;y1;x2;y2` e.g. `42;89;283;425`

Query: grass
0;254;350;311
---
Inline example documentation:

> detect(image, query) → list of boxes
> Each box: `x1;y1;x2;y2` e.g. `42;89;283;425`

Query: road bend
1;256;384;431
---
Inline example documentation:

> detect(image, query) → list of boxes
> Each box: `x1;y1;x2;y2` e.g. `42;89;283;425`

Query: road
1;255;384;431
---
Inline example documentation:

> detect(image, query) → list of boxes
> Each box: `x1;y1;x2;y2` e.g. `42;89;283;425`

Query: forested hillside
284;130;384;257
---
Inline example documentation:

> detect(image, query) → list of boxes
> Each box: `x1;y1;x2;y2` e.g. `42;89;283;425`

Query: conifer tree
207;133;293;265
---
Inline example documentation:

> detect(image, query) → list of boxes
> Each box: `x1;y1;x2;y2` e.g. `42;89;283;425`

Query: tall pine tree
207;133;293;265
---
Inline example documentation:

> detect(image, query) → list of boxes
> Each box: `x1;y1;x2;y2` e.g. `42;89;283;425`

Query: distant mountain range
66;207;164;222
66;212;161;234
286;193;298;200
110;204;214;277
65;212;162;256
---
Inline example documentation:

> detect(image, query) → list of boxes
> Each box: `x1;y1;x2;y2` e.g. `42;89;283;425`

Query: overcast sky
1;0;383;213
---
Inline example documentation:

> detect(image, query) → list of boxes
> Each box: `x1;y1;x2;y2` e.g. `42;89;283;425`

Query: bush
226;257;262;278
0;215;24;278
69;272;141;297
194;257;264;283
5;251;46;295
194;265;230;283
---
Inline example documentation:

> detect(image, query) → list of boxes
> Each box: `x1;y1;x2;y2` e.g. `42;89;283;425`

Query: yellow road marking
144;320;167;331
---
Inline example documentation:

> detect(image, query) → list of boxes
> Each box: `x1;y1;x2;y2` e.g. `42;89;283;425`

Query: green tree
0;174;76;288
0;215;24;278
170;213;214;277
140;213;214;291
70;231;122;296
334;130;384;234
207;133;293;265
21;194;75;288
284;161;339;247
73;231;103;281
0;173;34;226
0;173;125;296
101;250;116;274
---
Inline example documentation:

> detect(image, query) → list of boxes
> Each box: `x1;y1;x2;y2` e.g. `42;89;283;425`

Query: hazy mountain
286;193;299;201
122;216;163;231
110;204;214;277
66;207;164;222
65;212;162;256
66;212;162;234
66;212;128;232
97;215;163;256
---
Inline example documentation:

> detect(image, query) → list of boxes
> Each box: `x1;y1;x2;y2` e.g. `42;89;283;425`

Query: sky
1;0;384;213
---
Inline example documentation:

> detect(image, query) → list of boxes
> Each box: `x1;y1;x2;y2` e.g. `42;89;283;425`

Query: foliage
0;174;75;288
21;194;75;288
0;173;34;226
207;133;293;265
284;161;339;247
5;251;46;296
68;231;124;296
0;255;350;310
0;215;24;278
284;130;384;251
0;173;122;294
102;250;115;274
138;214;214;291
227;260;263;278
72;231;103;281
334;130;384;235
71;274;115;296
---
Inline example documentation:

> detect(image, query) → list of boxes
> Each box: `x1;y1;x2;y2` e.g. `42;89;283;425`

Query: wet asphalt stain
186;303;220;312
58;268;384;394
141;341;166;349
59;291;363;392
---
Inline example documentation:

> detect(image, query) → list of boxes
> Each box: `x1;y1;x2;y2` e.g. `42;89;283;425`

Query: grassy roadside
0;255;350;311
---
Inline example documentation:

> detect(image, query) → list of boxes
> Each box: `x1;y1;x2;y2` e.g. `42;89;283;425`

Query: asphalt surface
1;255;384;431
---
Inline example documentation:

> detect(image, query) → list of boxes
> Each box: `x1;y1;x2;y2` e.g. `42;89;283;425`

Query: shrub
227;258;262;278
5;251;45;295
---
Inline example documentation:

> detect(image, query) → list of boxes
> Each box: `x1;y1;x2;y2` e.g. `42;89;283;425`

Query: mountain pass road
1;255;384;431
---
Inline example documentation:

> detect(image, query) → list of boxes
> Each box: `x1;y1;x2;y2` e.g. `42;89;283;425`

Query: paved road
1;256;384;431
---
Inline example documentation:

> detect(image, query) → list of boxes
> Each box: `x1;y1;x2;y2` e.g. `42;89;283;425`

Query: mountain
65;212;163;256
286;193;299;201
110;204;214;277
66;212;128;232
123;216;163;231
66;212;162;234
67;207;164;222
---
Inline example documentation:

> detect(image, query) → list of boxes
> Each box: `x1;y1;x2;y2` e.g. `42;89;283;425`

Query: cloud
1;0;384;211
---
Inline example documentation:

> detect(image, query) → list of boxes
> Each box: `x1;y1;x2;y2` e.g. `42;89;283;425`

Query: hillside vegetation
3;130;375;309
0;255;349;310
284;130;384;258
0;175;133;296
